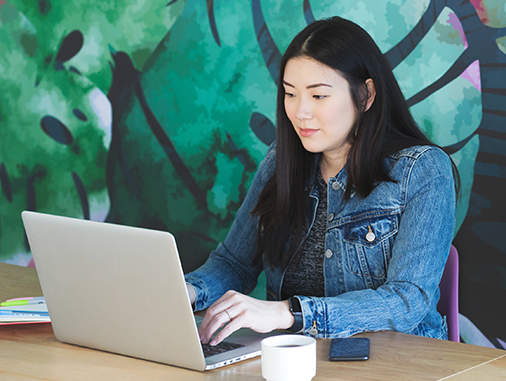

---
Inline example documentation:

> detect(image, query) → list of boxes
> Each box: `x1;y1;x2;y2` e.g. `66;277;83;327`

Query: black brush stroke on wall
73;108;88;122
252;0;282;84
0;163;12;203
249;112;276;146
303;0;315;25
40;116;74;145
131;59;208;210
72;171;90;220
55;30;84;70
225;132;248;168
207;0;221;47
107;51;207;211
106;51;143;203
25;172;46;251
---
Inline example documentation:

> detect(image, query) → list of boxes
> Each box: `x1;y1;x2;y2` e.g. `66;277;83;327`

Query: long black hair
251;17;459;269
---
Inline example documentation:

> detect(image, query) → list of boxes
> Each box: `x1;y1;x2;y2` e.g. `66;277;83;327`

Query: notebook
21;211;279;371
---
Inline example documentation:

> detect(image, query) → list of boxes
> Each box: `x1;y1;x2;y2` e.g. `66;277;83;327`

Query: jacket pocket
340;212;399;289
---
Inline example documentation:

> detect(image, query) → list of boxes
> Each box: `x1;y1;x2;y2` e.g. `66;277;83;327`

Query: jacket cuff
184;275;209;311
297;295;324;338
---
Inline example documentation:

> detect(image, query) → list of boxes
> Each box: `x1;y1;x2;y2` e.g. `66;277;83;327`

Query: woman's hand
198;290;295;346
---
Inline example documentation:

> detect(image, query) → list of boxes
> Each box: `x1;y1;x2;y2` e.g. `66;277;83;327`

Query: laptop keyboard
201;341;244;358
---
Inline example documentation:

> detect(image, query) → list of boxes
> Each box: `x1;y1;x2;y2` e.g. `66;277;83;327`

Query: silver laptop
22;211;278;371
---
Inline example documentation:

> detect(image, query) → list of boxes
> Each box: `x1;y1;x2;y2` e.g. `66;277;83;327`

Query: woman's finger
224;308;233;321
198;291;238;340
209;312;245;345
199;307;237;344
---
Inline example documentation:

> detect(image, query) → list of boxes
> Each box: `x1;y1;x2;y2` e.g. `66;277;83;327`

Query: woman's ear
364;78;376;112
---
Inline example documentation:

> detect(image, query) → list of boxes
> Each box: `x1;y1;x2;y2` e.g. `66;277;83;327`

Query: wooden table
1;263;505;381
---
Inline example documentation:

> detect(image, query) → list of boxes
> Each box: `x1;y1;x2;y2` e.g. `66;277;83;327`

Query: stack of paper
0;297;50;325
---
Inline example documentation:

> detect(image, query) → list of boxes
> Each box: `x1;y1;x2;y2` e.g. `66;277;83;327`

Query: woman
185;16;458;346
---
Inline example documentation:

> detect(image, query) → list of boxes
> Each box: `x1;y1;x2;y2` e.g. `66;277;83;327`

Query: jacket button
325;249;333;258
328;213;334;222
332;182;340;190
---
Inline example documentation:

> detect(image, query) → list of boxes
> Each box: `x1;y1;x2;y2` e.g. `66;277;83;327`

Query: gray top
281;170;327;299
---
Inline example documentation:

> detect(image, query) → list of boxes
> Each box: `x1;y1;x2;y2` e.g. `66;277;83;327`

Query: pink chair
27;257;36;268
437;245;459;342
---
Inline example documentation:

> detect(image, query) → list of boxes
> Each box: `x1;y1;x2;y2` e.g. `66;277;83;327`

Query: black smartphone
328;337;370;361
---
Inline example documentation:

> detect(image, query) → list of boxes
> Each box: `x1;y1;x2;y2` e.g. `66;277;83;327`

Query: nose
294;97;312;121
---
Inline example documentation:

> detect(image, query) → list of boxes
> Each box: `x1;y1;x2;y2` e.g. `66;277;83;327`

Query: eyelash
284;93;327;100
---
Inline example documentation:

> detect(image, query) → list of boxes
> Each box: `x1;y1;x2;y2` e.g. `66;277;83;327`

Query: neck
320;151;348;183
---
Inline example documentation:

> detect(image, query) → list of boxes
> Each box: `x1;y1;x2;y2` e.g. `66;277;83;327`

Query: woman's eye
285;92;295;98
313;95;327;100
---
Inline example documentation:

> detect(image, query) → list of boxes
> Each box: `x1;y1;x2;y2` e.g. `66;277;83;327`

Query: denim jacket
185;142;456;340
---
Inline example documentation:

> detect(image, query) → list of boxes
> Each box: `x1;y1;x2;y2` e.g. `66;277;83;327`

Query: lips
299;128;318;137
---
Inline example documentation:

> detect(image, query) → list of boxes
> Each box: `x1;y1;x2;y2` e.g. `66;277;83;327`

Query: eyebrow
283;80;332;89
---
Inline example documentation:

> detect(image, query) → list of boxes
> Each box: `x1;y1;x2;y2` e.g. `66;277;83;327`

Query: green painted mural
1;0;505;348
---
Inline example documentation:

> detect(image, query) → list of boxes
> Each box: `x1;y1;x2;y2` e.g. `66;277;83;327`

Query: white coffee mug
261;334;317;381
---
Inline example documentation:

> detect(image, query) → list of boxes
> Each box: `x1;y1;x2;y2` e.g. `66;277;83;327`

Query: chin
299;141;323;154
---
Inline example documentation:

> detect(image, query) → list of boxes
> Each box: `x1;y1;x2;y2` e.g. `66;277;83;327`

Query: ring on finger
225;309;233;321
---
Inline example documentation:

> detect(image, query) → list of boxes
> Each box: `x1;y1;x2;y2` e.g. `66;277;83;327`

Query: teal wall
1;0;505;348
